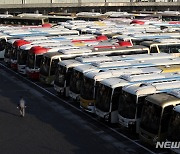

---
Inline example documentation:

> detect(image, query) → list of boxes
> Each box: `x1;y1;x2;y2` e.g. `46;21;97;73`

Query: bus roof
59;60;82;68
29;46;49;54
141;39;180;46
145;93;180;108
92;60;131;68
158;65;180;73
100;77;129;88
100;72;180;89
84;66;162;80
76;53;174;65
123;79;180;96
92;57;180;69
21;36;48;41
120;72;180;82
74;64;97;73
168;89;180;99
92;45;149;52
60;48;92;54
75;55;112;63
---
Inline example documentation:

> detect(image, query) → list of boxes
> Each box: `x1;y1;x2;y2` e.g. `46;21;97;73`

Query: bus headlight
88;102;94;106
129;121;135;125
104;114;109;121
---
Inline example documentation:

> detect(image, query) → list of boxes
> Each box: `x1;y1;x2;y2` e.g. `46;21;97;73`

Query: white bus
167;97;180;154
139;89;180;146
26;45;80;78
54;53;175;97
14;34;97;72
69;57;180;102
140;39;180;57
118;78;180;133
95;73;180;124
116;33;180;45
40;45;150;85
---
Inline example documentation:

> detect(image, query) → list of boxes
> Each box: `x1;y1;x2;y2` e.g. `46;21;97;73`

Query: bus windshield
118;90;137;119
27;52;35;68
10;48;17;60
0;39;6;51
81;77;94;100
69;70;83;93
158;44;180;54
54;65;66;87
35;55;43;68
50;58;59;76
40;57;51;76
95;83;112;112
17;49;27;65
4;42;13;59
140;100;162;134
167;111;180;141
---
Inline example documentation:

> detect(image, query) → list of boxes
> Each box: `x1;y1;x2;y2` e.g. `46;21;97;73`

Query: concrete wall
25;0;51;3
53;0;79;3
0;0;22;4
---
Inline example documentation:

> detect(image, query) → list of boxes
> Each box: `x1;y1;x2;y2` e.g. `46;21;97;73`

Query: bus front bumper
69;90;80;101
54;84;64;93
80;97;95;113
139;128;158;146
18;65;26;75
118;114;136;128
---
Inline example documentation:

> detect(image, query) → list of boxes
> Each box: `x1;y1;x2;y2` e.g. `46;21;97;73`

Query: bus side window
112;87;122;111
150;46;158;53
161;105;174;133
171;45;180;53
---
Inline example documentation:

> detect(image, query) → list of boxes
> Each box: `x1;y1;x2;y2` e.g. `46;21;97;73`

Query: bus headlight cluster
129;121;135;125
88;102;94;106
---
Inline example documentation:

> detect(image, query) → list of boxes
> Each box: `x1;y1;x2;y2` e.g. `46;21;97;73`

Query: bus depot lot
0;61;168;154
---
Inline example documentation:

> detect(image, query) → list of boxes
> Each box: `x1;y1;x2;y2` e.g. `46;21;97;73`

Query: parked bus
0;16;49;26
3;28;80;62
0;34;8;59
69;57;180;102
162;14;180;21
11;39;63;70
140;39;180;57
25;35;110;79
118;76;180;132
95;73;180;124
12;33;92;71
116;33;180;45
40;44;148;85
54;53;175;97
139;90;180;146
46;15;76;24
26;45;79;79
167;99;180;154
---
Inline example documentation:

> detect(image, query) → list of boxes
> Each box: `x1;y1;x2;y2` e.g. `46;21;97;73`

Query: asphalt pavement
0;65;151;154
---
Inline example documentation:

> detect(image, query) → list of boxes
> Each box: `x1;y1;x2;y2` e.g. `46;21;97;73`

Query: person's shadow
0;109;19;117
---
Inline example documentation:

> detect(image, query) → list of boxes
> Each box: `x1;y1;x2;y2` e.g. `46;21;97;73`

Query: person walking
17;96;26;117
